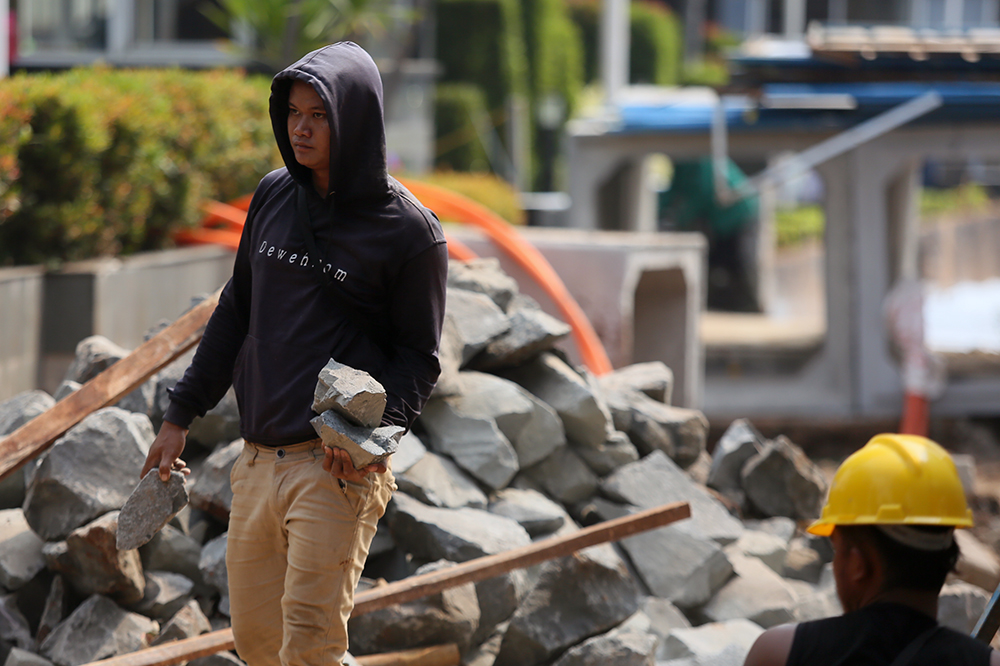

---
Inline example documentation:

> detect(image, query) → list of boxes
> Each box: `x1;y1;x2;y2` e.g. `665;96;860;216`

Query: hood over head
270;42;391;204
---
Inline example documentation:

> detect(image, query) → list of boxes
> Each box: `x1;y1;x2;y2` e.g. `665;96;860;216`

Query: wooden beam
81;500;690;666
355;644;460;666
0;290;221;482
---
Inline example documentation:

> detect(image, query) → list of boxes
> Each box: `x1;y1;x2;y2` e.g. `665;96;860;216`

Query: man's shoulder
379;178;447;249
257;168;295;195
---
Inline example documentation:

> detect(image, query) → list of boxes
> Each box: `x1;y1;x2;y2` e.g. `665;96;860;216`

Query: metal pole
601;0;629;103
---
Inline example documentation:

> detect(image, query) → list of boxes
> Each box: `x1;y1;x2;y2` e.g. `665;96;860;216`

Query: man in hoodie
140;42;448;666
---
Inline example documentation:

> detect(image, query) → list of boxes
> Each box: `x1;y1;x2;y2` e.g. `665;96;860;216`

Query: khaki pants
227;439;394;666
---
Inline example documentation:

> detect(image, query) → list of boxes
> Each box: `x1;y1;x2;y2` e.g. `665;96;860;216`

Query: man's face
287;81;331;174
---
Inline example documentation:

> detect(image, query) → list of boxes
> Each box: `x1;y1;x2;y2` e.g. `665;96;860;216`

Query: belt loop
248;444;259;467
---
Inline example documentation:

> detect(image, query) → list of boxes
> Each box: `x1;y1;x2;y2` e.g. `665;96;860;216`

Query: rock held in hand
312;359;387;428
310;411;403;469
117;470;189;551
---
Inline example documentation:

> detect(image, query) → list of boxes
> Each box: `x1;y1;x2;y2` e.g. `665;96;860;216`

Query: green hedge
568;0;682;86
0;67;278;266
434;84;492;172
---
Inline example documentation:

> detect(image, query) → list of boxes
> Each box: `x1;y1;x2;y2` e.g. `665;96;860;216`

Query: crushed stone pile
0;258;996;666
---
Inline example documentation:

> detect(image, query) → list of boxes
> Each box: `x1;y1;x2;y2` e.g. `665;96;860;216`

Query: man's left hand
323;446;386;483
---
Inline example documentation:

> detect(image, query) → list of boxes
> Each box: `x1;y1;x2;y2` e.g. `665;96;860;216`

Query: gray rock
36;576;66;646
23;407;153;541
45;512;145;605
601;451;744;545
587;498;732;609
782;537;825;584
445;288;511;367
187;653;245;666
488;488;566;537
387;493;531;563
791;584;842;622
117;471;189;551
447;258;519;312
40;594;158;666
954;529;1000;593
312;359;386;428
53;382;81;402
0;391;56;509
461;372;566;468
130;571;193;621
0;593;33;651
418;397;519;491
139;525;205;593
348;561;480;655
707;419;765;495
632;399;707;469
471;300;572;371
741;436;826;521
726;530;789;575
641;598;691;660
494;544;640;666
743;517;797;543
521;446;599;505
311;412;403;470
465;623;506;666
150;598;212;646
550;625;658;666
938;581;990;633
65;336;128;384
0;509;45;590
685;450;712;486
598;362;674;405
395;452;488;510
186;389;240;450
473;569;529;646
391;431;427;474
189;440;242;521
660;619;764;666
499;353;614;448
575;431;640;476
199;533;229;615
701;553;797;628
115;380;157;419
4;648;53;666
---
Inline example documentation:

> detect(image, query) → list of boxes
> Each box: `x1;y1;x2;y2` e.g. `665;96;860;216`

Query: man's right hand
141;421;190;482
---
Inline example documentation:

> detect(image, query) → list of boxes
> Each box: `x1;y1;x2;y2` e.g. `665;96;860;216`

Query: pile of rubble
1;258;999;666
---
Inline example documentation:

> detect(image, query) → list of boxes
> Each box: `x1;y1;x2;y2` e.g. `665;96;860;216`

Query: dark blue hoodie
164;42;448;444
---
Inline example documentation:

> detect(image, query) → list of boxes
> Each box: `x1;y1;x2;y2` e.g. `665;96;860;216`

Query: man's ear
848;539;882;588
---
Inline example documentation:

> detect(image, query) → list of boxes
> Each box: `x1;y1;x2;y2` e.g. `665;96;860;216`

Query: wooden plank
0;289;221;482
355;644;460;666
81;501;690;666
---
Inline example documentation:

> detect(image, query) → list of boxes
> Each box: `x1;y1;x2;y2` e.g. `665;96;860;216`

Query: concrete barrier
39;246;235;394
448;227;706;408
0;265;44;402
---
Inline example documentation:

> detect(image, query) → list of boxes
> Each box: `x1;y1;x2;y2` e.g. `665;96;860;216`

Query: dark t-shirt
788;603;992;666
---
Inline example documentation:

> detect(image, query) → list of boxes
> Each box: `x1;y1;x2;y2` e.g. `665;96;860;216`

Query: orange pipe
899;393;929;437
398;178;613;375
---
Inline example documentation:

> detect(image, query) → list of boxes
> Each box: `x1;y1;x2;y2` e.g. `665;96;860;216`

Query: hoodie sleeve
162;180;269;429
378;239;448;430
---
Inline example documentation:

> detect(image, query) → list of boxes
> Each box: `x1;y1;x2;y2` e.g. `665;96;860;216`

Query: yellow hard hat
807;433;973;537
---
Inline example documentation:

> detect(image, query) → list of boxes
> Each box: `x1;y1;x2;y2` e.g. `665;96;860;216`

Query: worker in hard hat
744;433;1000;666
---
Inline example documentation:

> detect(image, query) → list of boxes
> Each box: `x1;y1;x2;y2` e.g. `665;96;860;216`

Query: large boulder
700;553;798;628
139;525;206;593
473;569;530;646
447;258;519;312
601;451;743;545
575;431;640;476
499;353;614;448
494;544;640;666
443;288;510;367
44;512;145;605
726;530;790;575
0;509;45;590
40;594;158;666
186;390;240;451
348;561;480;655
660;619;764;666
550;624;658;666
0;390;56;509
741;436;826;521
599;362;674;405
129;571;194;621
24;408;153;541
199;533;229;616
470;297;572;371
395;452;488;510
391;431;427;474
150;598;212;646
520;446;600;505
387;493;531;563
706;419;765;498
488;488;566;538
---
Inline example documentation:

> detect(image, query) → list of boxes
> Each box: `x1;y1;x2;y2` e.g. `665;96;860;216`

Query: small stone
189;440;242;521
395;452;488;510
0;509;46;590
311;412;403;470
488;488;567;537
150;598;212;646
312;359;387;428
130;571;194;620
117;471;189;551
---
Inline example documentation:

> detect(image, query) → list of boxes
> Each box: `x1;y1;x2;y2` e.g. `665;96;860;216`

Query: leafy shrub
417;170;525;225
568;0;682;86
434;84;492;173
0;67;279;266
775;205;824;247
